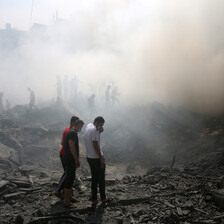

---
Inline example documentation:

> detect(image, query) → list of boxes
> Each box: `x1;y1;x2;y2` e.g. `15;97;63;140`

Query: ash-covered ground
0;101;224;224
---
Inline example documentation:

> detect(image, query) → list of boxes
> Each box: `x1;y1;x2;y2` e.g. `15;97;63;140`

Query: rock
106;179;117;186
0;142;20;166
23;126;48;136
133;209;144;217
212;189;224;210
163;213;179;224
0;180;10;190
9;180;32;188
15;214;24;224
122;175;132;184
0;130;23;150
34;208;46;217
3;192;25;201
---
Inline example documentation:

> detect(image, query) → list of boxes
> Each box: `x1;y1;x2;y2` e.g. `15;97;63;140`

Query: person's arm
61;138;64;146
69;139;80;168
92;141;105;168
61;130;67;146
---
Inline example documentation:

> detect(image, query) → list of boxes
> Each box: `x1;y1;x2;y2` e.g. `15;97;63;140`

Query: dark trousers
64;159;76;189
56;154;66;192
87;158;106;201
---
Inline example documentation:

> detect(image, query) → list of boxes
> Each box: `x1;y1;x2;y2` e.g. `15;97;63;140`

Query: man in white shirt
84;116;112;205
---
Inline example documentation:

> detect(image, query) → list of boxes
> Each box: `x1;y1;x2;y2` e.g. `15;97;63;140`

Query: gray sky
0;0;224;114
0;0;139;30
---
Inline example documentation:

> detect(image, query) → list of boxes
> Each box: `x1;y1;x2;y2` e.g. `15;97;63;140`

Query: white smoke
0;0;224;114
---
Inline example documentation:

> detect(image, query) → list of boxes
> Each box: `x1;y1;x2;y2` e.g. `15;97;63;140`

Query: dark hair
74;119;84;126
70;116;79;125
94;116;105;124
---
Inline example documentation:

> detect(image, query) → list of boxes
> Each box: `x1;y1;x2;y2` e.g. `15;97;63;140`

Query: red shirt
59;126;70;155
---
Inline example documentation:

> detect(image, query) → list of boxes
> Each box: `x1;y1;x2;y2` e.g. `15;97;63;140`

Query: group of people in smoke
56;75;120;112
0;88;36;114
55;115;112;208
0;76;120;117
56;75;79;103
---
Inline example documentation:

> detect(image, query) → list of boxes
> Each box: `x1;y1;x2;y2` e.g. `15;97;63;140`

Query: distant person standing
88;94;95;119
54;116;79;198
63;119;84;208
111;86;120;108
84;116;112;206
0;92;3;113
27;88;36;111
63;75;69;101
5;100;10;111
71;75;79;99
57;75;62;103
105;85;111;111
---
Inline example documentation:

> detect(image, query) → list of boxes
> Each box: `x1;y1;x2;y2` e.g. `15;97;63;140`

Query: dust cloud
0;0;224;114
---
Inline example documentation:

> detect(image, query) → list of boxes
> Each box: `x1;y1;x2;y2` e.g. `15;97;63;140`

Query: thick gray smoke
0;0;224;114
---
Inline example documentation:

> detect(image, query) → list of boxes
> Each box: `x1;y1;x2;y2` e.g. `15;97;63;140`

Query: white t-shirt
84;123;103;158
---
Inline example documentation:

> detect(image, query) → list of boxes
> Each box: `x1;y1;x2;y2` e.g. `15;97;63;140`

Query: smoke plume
0;0;224;114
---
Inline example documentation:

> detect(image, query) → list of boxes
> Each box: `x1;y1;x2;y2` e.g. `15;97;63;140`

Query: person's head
70;116;79;128
74;119;84;132
93;116;105;129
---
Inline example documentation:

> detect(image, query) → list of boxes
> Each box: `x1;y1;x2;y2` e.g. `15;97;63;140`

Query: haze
0;0;224;114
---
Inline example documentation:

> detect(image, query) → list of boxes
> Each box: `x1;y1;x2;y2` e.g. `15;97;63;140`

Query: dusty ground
0;102;224;223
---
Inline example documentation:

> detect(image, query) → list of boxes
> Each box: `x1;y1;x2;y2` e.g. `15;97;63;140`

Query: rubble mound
0;162;223;224
0;102;224;223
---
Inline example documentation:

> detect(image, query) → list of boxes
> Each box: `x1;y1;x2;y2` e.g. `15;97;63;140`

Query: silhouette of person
0;92;4;113
57;75;62;102
5;99;10;111
88;94;95;119
105;85;111;111
27;88;36;111
63;119;84;208
71;75;79;99
55;116;79;197
84;116;113;206
63;75;69;101
111;86;120;108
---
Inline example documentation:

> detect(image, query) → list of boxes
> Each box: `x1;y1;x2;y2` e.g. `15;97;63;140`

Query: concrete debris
0;102;223;223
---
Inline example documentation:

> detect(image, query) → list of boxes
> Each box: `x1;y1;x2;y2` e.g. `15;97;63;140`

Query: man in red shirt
54;116;79;197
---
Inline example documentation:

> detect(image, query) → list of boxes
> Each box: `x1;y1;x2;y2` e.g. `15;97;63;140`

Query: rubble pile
0;102;223;223
104;102;224;168
0;161;223;224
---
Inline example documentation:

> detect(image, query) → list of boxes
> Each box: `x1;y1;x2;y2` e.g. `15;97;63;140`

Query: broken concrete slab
3;192;25;201
0;180;10;190
0;142;20;166
0;130;23;150
9;180;32;188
